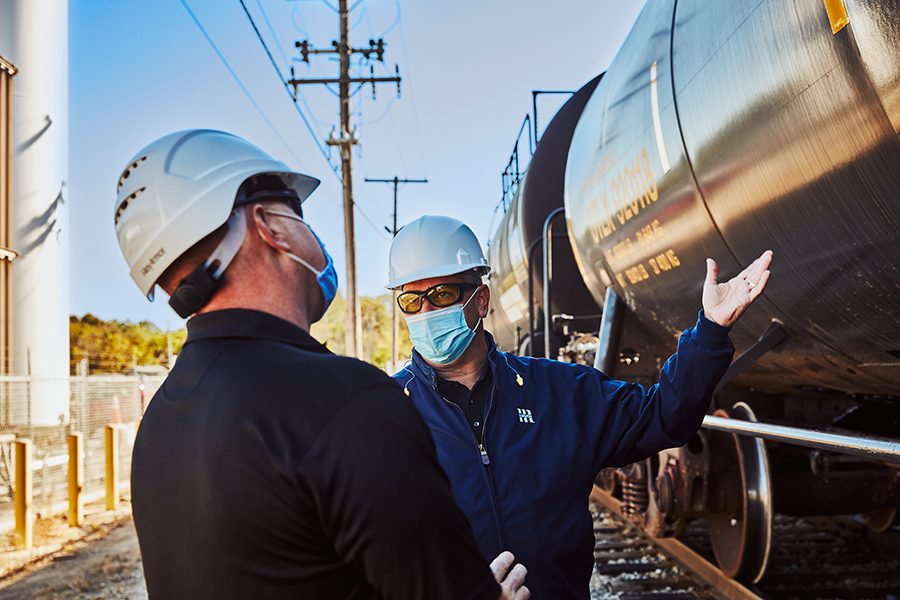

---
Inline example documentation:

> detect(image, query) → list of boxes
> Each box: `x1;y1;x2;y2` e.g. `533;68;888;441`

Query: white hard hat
114;129;320;300
386;215;490;289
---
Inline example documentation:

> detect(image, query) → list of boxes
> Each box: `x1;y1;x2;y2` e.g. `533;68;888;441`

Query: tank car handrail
500;114;534;212
527;237;542;352
531;89;575;146
542;207;567;358
702;415;900;465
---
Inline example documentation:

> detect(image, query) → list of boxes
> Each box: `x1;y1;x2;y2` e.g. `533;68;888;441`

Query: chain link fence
0;375;164;531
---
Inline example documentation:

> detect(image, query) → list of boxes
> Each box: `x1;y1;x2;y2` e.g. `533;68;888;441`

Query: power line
348;3;368;31
396;13;429;178
253;0;333;127
241;1;388;245
354;201;391;241
182;2;385;254
364;176;428;369
289;4;310;37
285;0;340;14
355;66;398;125
251;3;387;240
289;0;402;358
358;6;408;172
253;0;291;69
238;0;340;178
180;0;307;168
239;0;283;80
377;0;402;37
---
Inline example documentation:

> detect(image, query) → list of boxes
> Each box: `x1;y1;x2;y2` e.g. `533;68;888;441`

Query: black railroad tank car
486;0;900;583
486;75;603;356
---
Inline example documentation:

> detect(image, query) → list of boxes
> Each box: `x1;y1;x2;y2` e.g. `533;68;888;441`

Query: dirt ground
0;520;146;600
0;508;612;598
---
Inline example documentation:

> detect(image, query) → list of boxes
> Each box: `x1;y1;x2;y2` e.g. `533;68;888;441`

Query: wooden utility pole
289;0;401;358
365;176;427;370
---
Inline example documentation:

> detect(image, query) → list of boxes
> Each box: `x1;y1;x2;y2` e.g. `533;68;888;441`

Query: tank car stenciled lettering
487;0;900;584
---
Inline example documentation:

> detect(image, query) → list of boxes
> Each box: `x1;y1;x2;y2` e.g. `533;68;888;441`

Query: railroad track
591;507;720;599
590;487;900;600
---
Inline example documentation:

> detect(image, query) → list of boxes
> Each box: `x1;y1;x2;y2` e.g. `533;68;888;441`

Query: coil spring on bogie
621;479;649;516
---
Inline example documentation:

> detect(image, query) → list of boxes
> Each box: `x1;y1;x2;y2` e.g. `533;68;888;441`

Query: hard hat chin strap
169;211;247;318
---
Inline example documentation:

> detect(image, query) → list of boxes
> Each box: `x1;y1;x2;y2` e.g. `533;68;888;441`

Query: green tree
309;292;347;354
70;314;186;374
309;293;411;371
73;293;410;375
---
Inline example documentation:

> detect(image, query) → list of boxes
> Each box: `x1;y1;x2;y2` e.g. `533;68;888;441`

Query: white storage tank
0;0;70;425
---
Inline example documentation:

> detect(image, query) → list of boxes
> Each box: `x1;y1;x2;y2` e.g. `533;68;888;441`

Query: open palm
703;250;773;327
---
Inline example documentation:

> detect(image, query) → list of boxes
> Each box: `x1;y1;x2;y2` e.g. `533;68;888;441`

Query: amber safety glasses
397;283;479;314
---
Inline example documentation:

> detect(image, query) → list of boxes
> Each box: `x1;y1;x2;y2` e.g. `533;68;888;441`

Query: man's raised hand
702;250;773;327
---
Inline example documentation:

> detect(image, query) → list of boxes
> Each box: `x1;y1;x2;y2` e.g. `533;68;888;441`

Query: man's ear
477;283;490;318
251;204;291;252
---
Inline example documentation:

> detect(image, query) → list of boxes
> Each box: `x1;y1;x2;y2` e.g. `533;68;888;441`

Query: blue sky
69;0;644;328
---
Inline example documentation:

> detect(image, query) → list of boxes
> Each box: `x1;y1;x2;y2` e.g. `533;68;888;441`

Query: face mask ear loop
282;251;323;277
256;209;324;277
462;285;484;334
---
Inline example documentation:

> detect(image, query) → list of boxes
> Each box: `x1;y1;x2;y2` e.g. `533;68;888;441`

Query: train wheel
705;402;773;583
864;507;898;533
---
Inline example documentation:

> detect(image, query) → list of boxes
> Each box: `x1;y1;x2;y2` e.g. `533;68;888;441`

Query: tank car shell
486;76;602;354
564;0;900;395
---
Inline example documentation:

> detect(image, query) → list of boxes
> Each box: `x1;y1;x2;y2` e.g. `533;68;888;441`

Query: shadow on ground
0;521;146;600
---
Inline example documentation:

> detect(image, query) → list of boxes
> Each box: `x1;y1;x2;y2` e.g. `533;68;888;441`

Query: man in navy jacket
387;215;773;599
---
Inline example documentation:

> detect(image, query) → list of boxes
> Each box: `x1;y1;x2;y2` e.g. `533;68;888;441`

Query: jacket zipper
438;395;492;467
481;385;505;549
439;386;505;549
480;385;495;462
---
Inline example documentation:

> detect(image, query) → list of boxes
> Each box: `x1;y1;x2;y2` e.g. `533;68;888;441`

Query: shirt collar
435;358;493;393
410;331;502;388
184;309;331;354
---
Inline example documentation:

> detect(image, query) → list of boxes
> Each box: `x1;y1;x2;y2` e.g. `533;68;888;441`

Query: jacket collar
409;331;503;389
185;309;331;354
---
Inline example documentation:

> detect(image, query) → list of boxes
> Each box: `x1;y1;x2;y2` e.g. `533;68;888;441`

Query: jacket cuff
690;310;731;348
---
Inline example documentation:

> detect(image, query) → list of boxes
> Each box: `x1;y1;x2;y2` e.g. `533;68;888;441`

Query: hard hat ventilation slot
114;187;146;225
117;156;147;193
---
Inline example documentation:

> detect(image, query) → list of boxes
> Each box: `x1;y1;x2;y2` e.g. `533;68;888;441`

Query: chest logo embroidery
517;408;535;424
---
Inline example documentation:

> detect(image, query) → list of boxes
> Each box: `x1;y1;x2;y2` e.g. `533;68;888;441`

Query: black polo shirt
131;309;499;600
436;367;493;443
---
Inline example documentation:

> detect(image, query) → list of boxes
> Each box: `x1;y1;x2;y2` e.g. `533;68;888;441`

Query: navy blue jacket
392;312;734;599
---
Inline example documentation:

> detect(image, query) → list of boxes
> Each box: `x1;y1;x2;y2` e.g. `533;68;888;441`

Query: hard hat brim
385;261;490;290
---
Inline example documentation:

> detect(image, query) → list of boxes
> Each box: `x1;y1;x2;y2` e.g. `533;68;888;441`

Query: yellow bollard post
14;439;33;549
67;432;84;526
105;425;119;511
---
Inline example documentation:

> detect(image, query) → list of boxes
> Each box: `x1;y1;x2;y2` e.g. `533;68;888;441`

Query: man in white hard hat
114;131;530;600
388;214;773;599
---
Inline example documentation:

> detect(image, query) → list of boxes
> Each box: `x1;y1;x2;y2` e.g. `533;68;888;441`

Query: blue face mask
405;288;481;365
264;210;338;322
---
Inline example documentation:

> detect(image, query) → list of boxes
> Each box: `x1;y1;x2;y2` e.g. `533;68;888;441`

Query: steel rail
590;486;762;600
702;416;900;465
